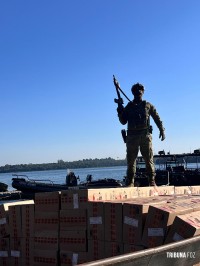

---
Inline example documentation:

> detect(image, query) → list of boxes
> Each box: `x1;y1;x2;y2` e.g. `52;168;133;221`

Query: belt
127;128;149;135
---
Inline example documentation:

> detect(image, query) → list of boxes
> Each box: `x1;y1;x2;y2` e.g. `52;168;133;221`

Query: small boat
0;181;8;192
11;172;123;196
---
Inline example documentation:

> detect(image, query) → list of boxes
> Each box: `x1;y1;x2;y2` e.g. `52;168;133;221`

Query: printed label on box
173;232;184;241
89;217;102;224
0;218;6;225
148;228;164;236
124;216;138;228
0;251;8;257
11;250;21;257
73;194;79;209
72;253;78;265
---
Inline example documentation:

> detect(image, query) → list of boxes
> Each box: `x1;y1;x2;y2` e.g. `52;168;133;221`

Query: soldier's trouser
126;132;155;185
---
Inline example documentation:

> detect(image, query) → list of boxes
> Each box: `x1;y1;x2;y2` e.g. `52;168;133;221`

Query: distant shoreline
1;153;199;173
0;158;126;173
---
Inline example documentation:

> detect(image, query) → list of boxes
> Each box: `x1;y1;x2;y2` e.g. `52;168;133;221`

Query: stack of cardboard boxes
1;186;200;265
165;210;200;244
142;196;200;248
0;200;34;266
0;202;10;266
34;191;60;266
60;190;88;265
122;196;170;252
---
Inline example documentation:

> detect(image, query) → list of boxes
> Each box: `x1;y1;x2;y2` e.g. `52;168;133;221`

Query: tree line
0;158;127;173
1;154;199;174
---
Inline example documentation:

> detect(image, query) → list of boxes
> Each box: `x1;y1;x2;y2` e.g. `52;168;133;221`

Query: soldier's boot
125;176;134;187
129;181;134;187
149;175;156;186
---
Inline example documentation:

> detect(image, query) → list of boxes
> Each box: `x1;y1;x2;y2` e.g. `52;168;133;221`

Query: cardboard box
141;201;194;248
10;237;22;266
103;187;138;201
61;189;106;209
190;186;200;195
34;231;59;251
137;187;158;197
61;190;87;209
34;249;58;266
123;200;149;245
21;238;34;266
9;205;21;238
136;186;175;197
165;210;200;244
21;204;34;238
0;200;33;238
123;197;169;245
60;251;88;266
60;209;87;230
174;186;192;195
34;191;60;212
165;194;199;204
104;201;123;242
0;237;9;262
10;257;22;266
59;230;87;252
104;241;123;258
123;244;144;254
0;256;10;266
87;201;104;240
122;187;138;199
87;240;104;261
10;237;34;265
9;201;35;238
172;198;200;212
7;237;34;266
155;186;176;196
34;211;59;232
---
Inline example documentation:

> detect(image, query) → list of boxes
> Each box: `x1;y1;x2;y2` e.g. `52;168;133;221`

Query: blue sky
0;0;200;166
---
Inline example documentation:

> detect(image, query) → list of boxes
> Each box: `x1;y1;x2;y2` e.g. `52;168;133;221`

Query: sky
0;0;200;166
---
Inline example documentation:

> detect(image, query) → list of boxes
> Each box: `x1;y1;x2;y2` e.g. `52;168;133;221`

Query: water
1;163;199;191
0;166;127;191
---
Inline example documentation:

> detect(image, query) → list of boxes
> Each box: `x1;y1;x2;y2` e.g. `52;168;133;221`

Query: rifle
113;75;131;143
113;75;124;107
113;75;131;105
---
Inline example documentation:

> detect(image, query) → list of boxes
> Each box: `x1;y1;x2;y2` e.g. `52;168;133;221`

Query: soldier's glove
117;104;124;115
159;130;165;141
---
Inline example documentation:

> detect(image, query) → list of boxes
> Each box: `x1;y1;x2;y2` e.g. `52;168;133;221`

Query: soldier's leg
126;135;140;186
140;133;156;186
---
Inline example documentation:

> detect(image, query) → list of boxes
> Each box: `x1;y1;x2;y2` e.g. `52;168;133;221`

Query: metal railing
78;235;200;266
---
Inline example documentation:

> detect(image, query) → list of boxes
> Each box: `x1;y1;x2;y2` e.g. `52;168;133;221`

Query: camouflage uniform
118;100;165;186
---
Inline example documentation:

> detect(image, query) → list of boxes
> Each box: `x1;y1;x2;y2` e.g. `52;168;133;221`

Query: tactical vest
127;100;150;129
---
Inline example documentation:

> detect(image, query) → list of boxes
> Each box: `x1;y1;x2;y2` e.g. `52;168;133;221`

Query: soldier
117;83;165;186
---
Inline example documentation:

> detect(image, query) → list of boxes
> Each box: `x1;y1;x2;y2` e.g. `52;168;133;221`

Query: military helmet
131;83;145;94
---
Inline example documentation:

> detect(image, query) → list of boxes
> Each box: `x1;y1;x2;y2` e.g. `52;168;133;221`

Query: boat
11;172;123;197
0;181;8;192
134;151;200;187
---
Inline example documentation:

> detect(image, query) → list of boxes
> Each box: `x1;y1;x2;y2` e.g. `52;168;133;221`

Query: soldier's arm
149;103;165;140
117;105;128;125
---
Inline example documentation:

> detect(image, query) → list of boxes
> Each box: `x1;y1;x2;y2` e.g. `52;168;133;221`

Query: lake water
1;163;199;191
